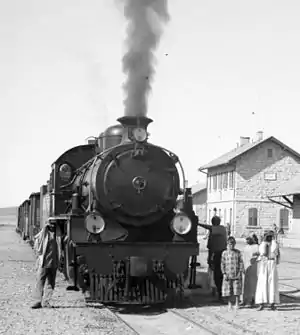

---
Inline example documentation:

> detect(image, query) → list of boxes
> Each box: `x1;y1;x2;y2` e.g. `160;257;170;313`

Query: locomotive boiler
24;115;199;304
74;116;182;232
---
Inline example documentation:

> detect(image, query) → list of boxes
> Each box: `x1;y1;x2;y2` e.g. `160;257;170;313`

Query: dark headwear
211;216;221;226
246;236;253;244
264;230;274;237
227;236;236;244
252;233;259;244
263;230;274;241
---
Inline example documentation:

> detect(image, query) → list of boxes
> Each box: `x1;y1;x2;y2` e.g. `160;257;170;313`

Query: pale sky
1;0;300;207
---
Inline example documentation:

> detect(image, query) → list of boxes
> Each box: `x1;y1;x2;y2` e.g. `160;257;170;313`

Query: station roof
269;174;300;198
177;182;206;202
191;182;206;195
267;174;300;209
199;137;300;171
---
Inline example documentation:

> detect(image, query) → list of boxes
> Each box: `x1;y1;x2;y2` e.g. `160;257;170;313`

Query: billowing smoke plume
122;0;169;116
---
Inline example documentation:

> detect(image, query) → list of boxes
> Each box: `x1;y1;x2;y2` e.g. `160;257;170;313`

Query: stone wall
234;139;300;235
235;140;300;200
235;200;288;237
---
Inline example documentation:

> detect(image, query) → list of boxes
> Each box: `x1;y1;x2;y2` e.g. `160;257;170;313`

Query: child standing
221;236;244;310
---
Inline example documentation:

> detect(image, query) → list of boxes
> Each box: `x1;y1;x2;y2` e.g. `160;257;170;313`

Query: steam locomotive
17;115;199;304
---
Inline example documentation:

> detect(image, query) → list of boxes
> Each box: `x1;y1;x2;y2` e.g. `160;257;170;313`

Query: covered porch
268;174;300;241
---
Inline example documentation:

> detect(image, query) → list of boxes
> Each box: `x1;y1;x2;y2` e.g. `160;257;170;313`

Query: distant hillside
0;207;17;217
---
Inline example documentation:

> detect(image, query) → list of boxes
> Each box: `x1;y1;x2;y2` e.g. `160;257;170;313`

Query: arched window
279;208;289;230
248;208;258;226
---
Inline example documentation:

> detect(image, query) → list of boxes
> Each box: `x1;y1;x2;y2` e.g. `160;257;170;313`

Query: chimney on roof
255;131;263;142
240;136;250;146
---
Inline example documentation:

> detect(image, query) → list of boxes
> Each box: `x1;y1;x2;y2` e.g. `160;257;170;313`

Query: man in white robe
255;231;280;310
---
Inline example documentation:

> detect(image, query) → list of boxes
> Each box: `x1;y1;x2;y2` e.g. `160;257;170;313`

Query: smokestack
240;136;250;146
122;0;169;117
117;115;153;142
255;131;263;142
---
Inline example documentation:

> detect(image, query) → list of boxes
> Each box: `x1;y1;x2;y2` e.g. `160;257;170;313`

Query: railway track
101;302;259;335
279;282;300;299
175;298;261;335
175;307;260;335
280;282;300;290
102;304;216;335
99;267;300;335
281;260;300;266
104;306;141;335
92;270;300;335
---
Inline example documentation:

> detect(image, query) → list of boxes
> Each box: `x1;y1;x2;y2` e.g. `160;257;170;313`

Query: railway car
27;192;41;246
18;115;200;305
16;206;21;234
17;201;26;237
39;184;50;231
18;200;30;240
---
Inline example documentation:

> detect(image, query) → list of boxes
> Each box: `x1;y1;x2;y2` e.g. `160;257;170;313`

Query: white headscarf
258;239;280;264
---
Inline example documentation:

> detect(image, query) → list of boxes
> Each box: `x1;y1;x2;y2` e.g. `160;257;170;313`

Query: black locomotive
18;115;199;304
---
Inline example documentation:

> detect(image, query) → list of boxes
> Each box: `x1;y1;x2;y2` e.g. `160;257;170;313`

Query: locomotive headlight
59;163;72;182
132;127;147;142
85;212;105;234
171;213;192;235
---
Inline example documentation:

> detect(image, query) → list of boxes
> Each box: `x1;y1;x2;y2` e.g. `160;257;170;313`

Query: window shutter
248;208;258;226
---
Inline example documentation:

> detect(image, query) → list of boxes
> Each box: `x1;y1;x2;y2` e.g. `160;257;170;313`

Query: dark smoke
122;0;169;117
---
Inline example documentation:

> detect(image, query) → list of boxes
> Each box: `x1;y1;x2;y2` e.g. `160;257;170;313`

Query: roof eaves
198;137;276;171
270;137;300;160
198;161;231;172
192;188;207;195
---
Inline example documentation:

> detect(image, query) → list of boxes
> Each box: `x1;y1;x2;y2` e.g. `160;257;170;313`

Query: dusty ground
195;236;300;335
1;223;300;335
0;224;135;335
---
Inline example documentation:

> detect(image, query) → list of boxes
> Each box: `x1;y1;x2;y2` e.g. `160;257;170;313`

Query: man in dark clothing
204;210;225;266
31;218;61;309
198;211;227;301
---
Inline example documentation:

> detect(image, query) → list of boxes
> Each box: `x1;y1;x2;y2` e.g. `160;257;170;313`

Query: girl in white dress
242;234;259;307
255;231;280;311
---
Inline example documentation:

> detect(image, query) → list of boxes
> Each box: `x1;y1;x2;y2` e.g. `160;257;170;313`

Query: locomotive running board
74;242;199;258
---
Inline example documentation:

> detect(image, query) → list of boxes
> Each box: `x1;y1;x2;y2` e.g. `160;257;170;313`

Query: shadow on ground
99;292;226;316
